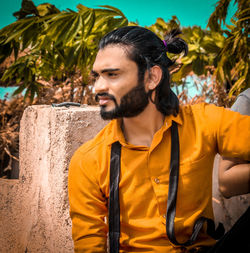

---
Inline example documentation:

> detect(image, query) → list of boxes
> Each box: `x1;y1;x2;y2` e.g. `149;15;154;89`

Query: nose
94;76;108;94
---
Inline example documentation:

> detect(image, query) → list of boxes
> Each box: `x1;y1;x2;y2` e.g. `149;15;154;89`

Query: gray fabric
231;88;250;116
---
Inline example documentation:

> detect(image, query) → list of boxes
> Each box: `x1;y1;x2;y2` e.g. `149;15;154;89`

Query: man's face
92;45;149;120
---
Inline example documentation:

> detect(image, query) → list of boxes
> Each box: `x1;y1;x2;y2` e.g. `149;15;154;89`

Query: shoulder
74;120;114;158
69;120;115;181
231;88;250;116
179;102;248;127
238;88;250;99
179;102;224;120
70;120;115;169
177;103;227;137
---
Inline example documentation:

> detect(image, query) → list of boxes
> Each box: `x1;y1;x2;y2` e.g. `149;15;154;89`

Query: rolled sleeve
216;106;250;161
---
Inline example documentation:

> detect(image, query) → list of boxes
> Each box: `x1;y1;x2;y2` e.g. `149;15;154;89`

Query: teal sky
0;0;236;29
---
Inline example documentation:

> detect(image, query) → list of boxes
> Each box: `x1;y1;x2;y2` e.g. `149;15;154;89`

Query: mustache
95;92;116;103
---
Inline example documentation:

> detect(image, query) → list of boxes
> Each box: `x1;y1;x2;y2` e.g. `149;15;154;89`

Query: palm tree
0;1;128;102
207;0;249;96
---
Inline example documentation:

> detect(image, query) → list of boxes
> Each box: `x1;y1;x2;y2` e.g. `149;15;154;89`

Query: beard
95;80;149;120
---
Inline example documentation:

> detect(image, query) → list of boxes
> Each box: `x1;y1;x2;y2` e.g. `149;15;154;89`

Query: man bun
164;29;188;56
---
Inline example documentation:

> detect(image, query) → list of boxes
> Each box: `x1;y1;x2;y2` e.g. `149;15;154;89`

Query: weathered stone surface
0;105;107;253
0;105;249;252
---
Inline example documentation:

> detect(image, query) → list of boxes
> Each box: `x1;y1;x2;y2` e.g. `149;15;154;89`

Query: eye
107;72;117;77
91;77;96;84
90;73;98;83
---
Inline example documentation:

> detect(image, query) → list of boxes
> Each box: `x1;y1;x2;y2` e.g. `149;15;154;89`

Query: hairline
99;42;150;82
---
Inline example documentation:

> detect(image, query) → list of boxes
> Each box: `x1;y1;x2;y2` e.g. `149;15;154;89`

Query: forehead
93;45;136;72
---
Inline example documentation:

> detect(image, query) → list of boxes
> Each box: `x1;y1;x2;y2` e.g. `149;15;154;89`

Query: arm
218;156;250;198
218;89;250;198
68;149;108;253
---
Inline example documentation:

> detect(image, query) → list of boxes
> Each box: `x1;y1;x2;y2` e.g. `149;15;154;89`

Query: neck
121;102;164;147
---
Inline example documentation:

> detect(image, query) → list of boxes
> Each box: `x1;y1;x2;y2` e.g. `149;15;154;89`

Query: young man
68;26;250;253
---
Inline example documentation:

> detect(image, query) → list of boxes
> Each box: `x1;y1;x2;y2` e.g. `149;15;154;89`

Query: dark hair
98;26;188;116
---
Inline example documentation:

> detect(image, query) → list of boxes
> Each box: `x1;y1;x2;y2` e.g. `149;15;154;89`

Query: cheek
109;83;127;102
112;76;139;99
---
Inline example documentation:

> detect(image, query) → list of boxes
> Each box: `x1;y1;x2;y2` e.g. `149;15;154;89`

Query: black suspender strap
109;141;121;253
166;121;224;246
108;122;224;252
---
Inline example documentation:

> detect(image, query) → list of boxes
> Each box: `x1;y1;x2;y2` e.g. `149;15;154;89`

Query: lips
98;96;110;105
95;93;116;106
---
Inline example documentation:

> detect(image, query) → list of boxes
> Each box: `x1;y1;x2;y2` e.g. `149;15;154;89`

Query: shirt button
162;214;166;219
154;178;160;184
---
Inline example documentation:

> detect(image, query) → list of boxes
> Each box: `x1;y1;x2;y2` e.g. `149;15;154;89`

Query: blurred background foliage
0;1;128;102
0;0;249;178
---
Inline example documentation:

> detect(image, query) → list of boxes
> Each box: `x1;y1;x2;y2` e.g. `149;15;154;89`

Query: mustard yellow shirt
68;103;250;253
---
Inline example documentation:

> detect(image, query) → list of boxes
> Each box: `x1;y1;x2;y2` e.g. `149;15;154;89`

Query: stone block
0;105;107;253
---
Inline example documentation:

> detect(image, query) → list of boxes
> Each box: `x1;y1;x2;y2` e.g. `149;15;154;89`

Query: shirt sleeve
68;149;108;253
215;105;250;161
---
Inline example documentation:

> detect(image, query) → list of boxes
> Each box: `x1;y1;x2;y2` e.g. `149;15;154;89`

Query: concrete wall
0;105;107;253
0;105;249;252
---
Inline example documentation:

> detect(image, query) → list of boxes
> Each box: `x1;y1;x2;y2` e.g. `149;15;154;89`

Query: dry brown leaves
0;76;98;178
0;96;27;178
0;75;235;178
178;77;235;107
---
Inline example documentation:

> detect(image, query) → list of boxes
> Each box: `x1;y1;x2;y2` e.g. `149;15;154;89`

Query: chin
100;107;117;120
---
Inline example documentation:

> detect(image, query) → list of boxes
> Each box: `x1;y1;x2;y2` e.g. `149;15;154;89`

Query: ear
145;65;162;91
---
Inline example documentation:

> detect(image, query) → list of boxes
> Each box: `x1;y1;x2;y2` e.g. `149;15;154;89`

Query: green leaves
0;42;12;64
148;16;180;39
13;0;40;20
99;5;127;18
37;3;60;16
3;0;246;103
207;0;231;31
1;54;42;101
192;57;205;76
0;2;128;102
157;0;249;97
179;27;224;79
207;0;250;96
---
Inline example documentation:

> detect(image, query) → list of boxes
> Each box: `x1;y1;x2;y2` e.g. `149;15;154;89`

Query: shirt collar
105;111;183;146
106;119;124;146
166;111;183;126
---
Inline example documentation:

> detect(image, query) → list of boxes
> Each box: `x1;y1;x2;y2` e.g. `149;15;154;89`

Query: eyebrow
91;68;120;75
